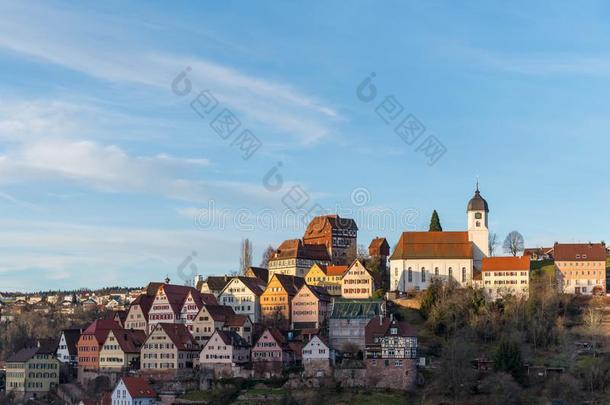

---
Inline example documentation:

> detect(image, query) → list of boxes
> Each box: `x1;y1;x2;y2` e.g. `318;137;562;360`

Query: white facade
218;278;263;323
390;259;473;291
56;332;74;364
111;379;155;405
467;208;489;269
302;336;332;361
199;331;250;365
482;270;529;300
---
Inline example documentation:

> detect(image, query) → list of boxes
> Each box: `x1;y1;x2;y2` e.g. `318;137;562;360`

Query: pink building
251;328;300;376
291;284;331;330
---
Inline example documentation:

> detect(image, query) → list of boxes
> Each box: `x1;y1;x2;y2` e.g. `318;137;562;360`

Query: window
448;267;453;279
462;267;466;283
434;267;439;276
421;268;426;282
407;268;412;282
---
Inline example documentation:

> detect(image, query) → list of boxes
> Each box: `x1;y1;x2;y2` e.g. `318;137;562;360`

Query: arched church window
462;267;467;283
434;267;439;276
448;267;453;279
421;268;426;282
476;221;481;227
407;267;412;282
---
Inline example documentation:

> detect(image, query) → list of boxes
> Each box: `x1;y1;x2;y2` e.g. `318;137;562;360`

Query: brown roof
246;267;269;284
365;318;416;345
156;323;198;351
204;305;236;322
270;239;331;262
110;329;147;353
272;274;306;296
236;276;266;296
158;284;217;315
299;284;332;302
200;276;235;292
523;247;554;257
6;347;40;362
130;294;155;321
121;376;157;399
390;231;473;260
553;243;607;262
369;237;390;257
61;328;82;356
145;282;163;296
224;314;250;327
82;319;121;345
482;256;530;272
304;215;358;239
213;330;249;347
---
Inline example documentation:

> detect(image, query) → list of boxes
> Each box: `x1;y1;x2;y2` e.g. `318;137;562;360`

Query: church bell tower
467;182;490;266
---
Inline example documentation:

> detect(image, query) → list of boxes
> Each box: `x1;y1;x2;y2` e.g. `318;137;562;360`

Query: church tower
467;183;489;267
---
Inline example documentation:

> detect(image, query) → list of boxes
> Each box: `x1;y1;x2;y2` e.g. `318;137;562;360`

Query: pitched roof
121;377;156;399
553;243;607;262
304;215;358;239
214;330;249;347
369;237;390;256
130;294;155;320
523;247;554;257
330;298;383;319
6;347;39;362
482;256;530;272
61;329;82;356
144;282;163;296
237;276;266;296
390;231;473;260
304;335;330;350
82;319;121;345
224;314;250;327
246;267;269;284
204;304;236;322
299;284;332;302
271;274;306;296
270;239;331;262
467;188;489;212
158;284;216;314
200;276;235;292
317;264;349;277
110;329;147;353
156;323;198;350
365;318;416;345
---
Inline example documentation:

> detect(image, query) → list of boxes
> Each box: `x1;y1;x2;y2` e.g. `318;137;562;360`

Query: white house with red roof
140;323;200;371
199;330;250;366
111;376;156;405
482;256;531;300
390;186;490;292
147;282;216;329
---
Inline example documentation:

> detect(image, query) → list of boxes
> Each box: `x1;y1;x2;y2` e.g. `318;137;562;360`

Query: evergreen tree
429;210;443;231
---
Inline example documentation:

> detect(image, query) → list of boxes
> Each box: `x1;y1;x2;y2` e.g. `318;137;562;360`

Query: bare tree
239;238;253;275
357;244;369;260
259;245;275;267
489;233;499;256
503;231;524;256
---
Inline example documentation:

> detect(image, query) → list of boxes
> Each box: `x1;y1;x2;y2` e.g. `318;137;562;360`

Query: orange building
77;319;121;370
260;274;305;329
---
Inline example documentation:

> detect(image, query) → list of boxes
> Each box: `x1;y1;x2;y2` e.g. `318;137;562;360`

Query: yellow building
554;243;607;295
99;329;147;371
305;264;348;296
6;342;60;398
260;274;305;329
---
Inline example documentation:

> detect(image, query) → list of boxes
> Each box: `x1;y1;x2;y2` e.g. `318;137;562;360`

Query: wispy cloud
0;2;340;145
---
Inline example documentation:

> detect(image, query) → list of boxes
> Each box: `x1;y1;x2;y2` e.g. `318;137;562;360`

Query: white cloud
0;3;339;145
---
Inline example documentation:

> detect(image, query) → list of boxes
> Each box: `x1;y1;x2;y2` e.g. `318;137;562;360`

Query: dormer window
390;327;398;335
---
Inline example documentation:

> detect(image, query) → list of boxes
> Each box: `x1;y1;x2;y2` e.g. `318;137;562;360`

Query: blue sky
1;1;609;292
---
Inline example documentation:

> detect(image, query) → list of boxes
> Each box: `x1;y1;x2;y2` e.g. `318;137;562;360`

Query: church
389;186;490;291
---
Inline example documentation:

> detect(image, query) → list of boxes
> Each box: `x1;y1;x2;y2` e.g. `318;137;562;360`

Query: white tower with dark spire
467;182;489;267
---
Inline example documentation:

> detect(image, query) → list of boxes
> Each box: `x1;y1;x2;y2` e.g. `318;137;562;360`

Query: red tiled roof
482;256;530;272
121;376;156;399
369;237;390;256
390;231;473;260
326;265;349;277
158;284;217;315
553;243;607;262
82;319;121;345
304;215;358;239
